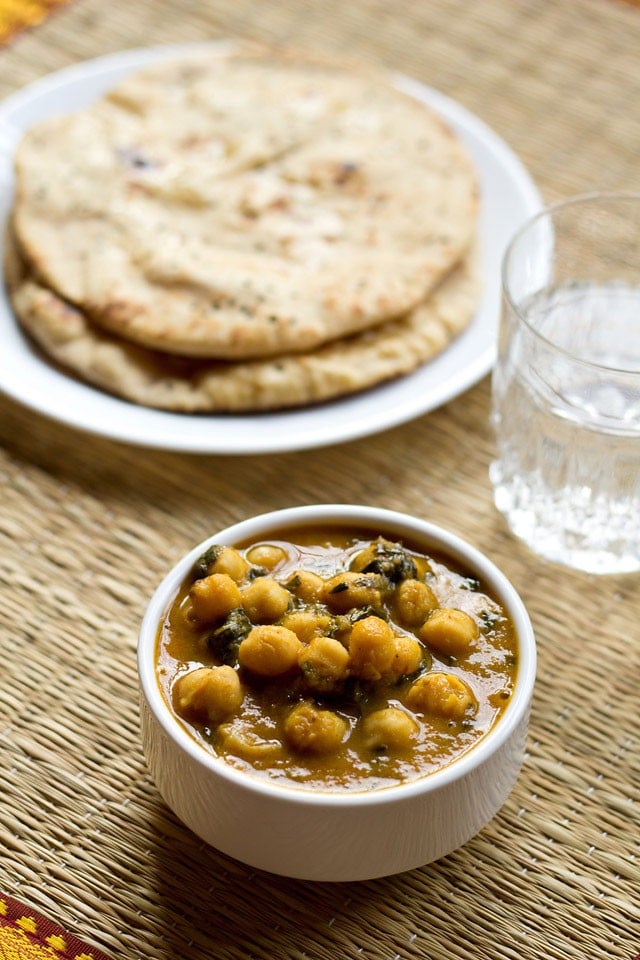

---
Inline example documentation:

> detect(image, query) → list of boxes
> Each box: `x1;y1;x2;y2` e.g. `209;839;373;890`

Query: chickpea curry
156;527;519;792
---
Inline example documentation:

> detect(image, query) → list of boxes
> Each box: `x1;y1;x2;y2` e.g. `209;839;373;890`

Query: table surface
0;2;639;958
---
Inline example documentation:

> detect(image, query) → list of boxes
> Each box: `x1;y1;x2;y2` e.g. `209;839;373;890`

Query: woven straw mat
0;1;638;959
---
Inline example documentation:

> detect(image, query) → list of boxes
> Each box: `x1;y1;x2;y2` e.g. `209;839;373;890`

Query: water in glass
491;280;640;573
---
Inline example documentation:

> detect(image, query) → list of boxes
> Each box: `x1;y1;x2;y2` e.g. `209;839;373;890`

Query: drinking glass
490;193;640;574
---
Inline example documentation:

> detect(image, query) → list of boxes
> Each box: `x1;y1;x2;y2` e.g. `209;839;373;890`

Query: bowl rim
138;503;536;808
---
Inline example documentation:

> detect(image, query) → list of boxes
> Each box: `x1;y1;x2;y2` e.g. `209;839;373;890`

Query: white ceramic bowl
138;504;536;881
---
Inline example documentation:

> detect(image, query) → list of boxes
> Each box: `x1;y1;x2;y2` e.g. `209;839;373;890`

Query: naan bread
13;47;479;360
8;236;481;412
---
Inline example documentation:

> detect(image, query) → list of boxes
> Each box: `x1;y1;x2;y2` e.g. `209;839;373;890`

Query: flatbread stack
6;46;481;412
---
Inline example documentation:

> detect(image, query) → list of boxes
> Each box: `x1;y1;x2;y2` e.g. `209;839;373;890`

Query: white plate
0;43;542;455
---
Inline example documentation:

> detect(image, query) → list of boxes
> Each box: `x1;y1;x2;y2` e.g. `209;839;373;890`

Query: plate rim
0;42;543;455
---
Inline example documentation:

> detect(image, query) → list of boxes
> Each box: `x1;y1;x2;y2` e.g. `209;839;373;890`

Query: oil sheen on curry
156;526;518;792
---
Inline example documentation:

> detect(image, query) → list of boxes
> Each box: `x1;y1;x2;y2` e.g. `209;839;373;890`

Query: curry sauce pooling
156;526;518;792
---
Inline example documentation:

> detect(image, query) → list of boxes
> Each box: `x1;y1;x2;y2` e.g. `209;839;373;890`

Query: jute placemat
0;2;638;959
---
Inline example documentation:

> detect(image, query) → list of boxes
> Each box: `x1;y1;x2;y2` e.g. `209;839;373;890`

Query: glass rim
501;190;640;376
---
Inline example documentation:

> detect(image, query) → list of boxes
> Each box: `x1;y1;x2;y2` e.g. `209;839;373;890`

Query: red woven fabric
0;893;111;960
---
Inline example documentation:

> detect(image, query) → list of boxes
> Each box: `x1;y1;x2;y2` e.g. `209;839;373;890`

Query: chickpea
188;573;241;624
322;572;383;613
285;569;325;604
348;617;423;684
417;608;479;657
361;707;419;752
218;720;283;762
200;545;249;582
245;543;288;571
241;577;291;623
348;616;396;682
171;595;201;634
350;539;417;583
350;541;381;573
299;635;350;693
173;665;243;725
283;701;348;755
405;672;477;721
385;634;424;683
238;624;302;676
394;579;439;628
282;608;333;644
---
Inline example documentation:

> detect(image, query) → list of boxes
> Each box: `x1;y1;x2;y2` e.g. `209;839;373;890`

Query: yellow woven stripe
0;923;63;958
45;934;67;950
